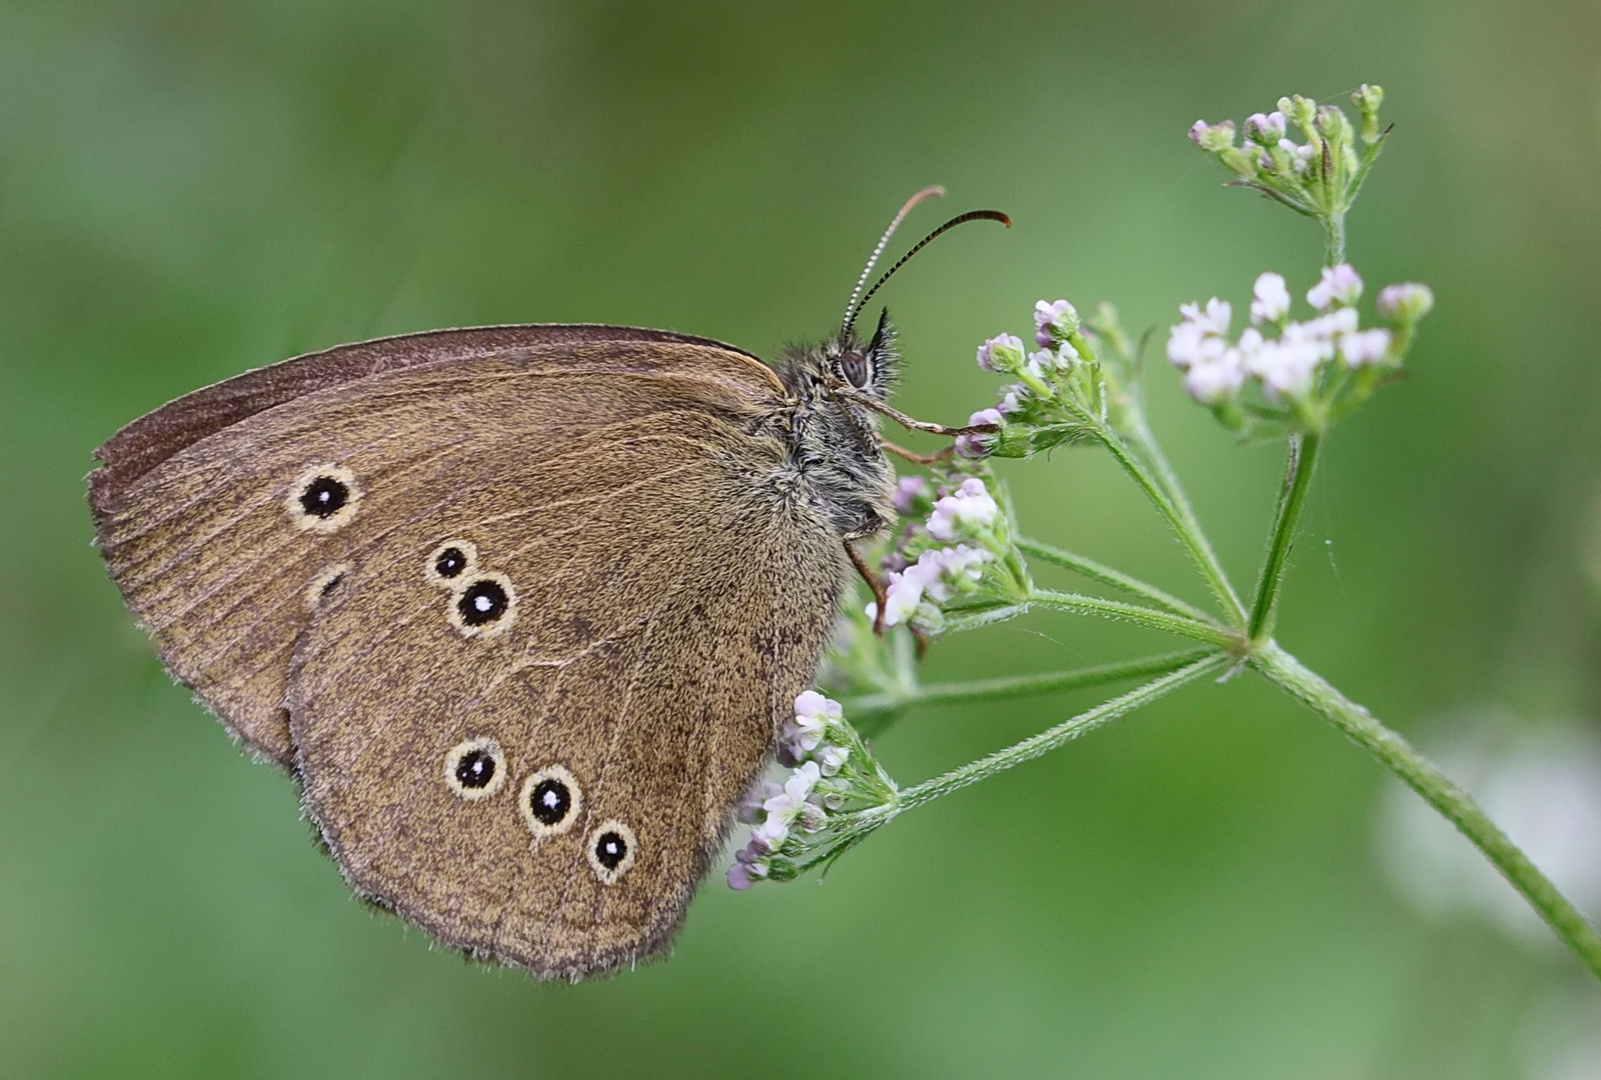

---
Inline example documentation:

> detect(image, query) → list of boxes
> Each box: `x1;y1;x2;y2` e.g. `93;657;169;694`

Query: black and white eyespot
442;738;508;800
839;349;872;389
425;539;478;588
586;820;637;884
518;766;583;838
286;463;362;533
447;572;517;638
302;562;351;612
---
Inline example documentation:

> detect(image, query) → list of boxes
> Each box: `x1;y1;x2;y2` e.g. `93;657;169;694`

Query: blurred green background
4;1;1601;1076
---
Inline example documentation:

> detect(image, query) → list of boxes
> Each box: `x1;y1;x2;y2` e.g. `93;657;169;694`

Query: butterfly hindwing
285;404;844;977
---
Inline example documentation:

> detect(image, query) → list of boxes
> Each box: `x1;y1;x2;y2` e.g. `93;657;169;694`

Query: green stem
1097;423;1247;626
1017;536;1218;625
1252;642;1601;983
1323;211;1346;266
841;648;1218;720
1028;589;1240;648
1248;432;1320;641
898;652;1230;809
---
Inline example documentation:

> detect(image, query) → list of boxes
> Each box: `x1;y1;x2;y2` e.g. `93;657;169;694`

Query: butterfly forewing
88;328;789;764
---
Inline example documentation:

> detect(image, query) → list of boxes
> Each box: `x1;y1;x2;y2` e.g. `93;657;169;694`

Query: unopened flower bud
976;333;1025;374
1244;111;1287;142
1188;119;1236;153
1352;83;1384;143
1376;282;1434;324
1033;299;1080;347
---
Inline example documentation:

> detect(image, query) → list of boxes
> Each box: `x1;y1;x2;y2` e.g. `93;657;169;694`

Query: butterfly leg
880;439;955;466
831;387;1000;440
843;540;888;635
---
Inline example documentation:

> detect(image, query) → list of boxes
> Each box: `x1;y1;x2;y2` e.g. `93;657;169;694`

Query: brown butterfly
87;188;1006;980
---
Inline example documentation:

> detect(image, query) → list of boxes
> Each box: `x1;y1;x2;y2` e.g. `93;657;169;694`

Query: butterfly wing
88;325;788;764
287;401;842;976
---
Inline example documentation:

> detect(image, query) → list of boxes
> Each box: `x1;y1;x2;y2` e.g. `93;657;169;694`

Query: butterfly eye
442;738;507;800
286;464;362;533
447;572;517;638
425;540;479;587
840;350;872;389
519;766;583;837
586;820;637;884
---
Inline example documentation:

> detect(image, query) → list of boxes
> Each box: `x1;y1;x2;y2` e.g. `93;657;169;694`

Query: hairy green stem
841;648;1218;720
1248;432;1320;641
1096;427;1247;626
1323;211;1346;266
1028;589;1240;648
1017;536;1218;625
1252;642;1601;983
898;653;1230;809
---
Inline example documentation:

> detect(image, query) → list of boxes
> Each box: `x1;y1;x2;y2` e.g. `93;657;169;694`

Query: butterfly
87;187;1005;979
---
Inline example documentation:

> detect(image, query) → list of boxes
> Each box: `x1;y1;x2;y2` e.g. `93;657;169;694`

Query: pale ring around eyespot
518;765;583;839
442;737;508;800
425;539;479;588
586;820;638;885
446;571;518;639
303;562;351;613
286;463;362;534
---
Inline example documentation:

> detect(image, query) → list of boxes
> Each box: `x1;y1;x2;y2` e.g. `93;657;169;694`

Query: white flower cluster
1165;265;1426;407
869;477;999;629
727;691;895;890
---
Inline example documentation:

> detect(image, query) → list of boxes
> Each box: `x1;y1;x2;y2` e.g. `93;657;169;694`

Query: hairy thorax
769;342;897;542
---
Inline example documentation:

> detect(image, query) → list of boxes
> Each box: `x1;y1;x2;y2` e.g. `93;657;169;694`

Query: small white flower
998;387;1023;414
1179;297;1232;336
752;813;791;851
954;408;1004;460
1377;282;1435;322
1032;299;1079;347
926;478;998;542
1166;321;1228;371
794;690;842;724
1339;328;1392;367
1252;338;1323;402
919;544;991;602
1184;350;1245;405
976;333;1024;373
1306;263;1364;310
1250;272;1292;325
818;744;850;776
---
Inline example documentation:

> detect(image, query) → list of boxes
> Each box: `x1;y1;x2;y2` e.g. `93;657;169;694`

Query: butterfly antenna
848;209;1012;337
841;186;946;340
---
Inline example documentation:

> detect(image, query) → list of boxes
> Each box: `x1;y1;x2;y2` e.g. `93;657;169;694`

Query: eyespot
840;350;871;388
425;539;478;587
586;820;637;884
286;464;362;533
447;572;517;638
303;562;351;612
518;766;583;838
443;738;507;800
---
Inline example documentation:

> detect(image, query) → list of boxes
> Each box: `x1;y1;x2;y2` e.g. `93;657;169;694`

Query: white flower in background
1180;297;1233;336
1306;263;1364;310
1183;347;1245;405
1377;282;1435;323
1250;272;1292;325
891;475;931;515
1376;713;1601;943
1339;328;1392;367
